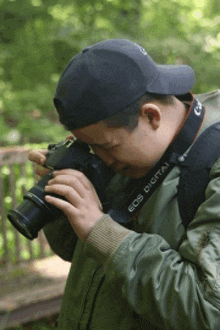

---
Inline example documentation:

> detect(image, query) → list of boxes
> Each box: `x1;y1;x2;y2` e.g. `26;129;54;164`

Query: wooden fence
0;147;70;329
0;146;51;269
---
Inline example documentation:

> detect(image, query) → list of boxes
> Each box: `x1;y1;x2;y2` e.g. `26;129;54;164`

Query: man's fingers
48;175;86;197
45;195;74;216
53;169;92;189
28;149;47;165
28;149;49;179
65;134;74;140
45;184;81;206
35;165;50;177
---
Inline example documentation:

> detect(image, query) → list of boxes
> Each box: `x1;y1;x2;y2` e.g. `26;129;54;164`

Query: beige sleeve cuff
85;214;132;264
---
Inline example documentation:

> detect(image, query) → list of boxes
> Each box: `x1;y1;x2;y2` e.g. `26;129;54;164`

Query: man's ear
139;103;161;130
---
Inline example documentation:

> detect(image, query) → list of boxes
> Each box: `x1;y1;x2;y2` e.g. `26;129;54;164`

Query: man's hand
28;149;49;177
28;135;75;178
44;169;104;241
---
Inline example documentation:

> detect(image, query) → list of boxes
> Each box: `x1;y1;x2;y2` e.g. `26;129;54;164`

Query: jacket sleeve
85;160;220;329
43;214;78;262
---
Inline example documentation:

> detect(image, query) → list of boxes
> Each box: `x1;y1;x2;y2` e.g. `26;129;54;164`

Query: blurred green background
0;0;220;146
0;1;219;328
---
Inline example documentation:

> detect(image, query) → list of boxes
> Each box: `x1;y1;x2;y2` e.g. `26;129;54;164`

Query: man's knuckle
65;187;73;198
75;171;85;180
65;203;73;213
69;176;77;184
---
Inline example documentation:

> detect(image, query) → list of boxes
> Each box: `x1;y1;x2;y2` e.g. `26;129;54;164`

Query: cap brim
147;65;195;95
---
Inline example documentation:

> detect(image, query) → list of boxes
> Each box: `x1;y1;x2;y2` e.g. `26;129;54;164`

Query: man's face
72;117;164;179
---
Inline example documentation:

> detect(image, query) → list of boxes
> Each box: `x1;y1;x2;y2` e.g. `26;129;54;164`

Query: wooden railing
0;146;51;269
0;147;70;329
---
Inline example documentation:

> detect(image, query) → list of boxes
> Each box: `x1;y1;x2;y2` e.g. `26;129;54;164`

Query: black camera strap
108;96;205;224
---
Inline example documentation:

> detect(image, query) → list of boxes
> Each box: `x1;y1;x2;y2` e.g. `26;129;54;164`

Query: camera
7;139;115;240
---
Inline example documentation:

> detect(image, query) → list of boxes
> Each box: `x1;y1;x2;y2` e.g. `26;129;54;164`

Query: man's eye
103;144;117;150
90;143;118;151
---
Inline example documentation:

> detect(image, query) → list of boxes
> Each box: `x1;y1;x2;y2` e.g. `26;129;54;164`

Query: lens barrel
8;194;53;240
7;173;61;240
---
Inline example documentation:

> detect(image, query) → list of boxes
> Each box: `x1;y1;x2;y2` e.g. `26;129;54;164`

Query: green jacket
44;90;220;330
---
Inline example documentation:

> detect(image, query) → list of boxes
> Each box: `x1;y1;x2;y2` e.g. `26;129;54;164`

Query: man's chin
121;167;148;179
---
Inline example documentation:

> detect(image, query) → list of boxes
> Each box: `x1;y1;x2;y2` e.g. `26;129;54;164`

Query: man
29;39;220;329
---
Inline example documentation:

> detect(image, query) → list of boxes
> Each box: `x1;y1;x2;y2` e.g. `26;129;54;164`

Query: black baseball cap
54;39;195;130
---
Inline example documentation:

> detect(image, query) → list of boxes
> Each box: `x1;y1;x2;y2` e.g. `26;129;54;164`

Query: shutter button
178;155;185;163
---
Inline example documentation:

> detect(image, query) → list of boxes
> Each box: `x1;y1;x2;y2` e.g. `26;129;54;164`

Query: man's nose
94;149;115;166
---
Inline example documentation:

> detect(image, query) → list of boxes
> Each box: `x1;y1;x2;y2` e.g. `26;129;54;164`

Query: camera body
7;139;114;240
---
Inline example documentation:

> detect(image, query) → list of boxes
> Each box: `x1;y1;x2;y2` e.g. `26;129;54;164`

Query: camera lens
8;198;50;240
8;209;37;240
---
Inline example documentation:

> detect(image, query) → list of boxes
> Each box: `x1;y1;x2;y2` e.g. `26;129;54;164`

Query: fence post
0;170;10;269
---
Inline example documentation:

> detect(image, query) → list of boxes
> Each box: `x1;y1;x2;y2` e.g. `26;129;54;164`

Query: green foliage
0;0;219;145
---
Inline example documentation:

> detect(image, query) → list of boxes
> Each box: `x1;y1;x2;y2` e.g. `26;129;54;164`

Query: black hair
103;93;175;131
